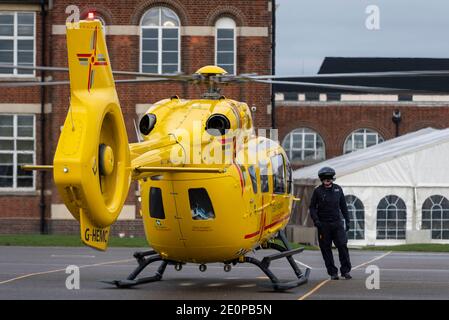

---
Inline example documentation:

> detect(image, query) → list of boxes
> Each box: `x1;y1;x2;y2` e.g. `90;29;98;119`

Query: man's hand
315;221;322;229
345;220;350;232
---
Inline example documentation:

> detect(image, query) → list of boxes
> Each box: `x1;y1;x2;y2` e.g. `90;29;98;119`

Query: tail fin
66;20;114;95
53;20;131;251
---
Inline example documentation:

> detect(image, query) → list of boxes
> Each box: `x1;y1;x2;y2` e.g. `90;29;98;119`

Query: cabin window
248;165;258;194
271;154;286;194
259;161;269;193
189;188;215;220
149;187;165;219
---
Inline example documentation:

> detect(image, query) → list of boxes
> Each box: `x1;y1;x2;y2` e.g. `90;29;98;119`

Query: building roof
293;127;449;184
274;57;449;93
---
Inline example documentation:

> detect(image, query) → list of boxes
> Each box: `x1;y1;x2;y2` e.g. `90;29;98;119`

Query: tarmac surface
0;246;449;300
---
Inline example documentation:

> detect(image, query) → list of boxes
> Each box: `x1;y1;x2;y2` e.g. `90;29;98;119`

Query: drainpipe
39;0;47;234
270;0;276;129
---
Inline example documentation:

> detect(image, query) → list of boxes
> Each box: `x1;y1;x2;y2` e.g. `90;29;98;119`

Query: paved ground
0;246;448;300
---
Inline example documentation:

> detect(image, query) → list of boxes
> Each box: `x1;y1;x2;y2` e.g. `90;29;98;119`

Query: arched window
282;128;325;163
345;195;365;240
97;16;106;36
140;7;180;74
422;195;449;239
215;17;236;74
377;195;407;240
344;128;384;154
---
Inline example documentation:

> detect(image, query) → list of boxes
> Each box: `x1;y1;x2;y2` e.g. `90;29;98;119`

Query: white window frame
344;128;384;154
282;128;325;162
422;195;449;240
215;17;236;75
0;11;36;77
140;7;180;74
96;16;106;36
0;114;36;191
376;195;407;240
345;195;365;240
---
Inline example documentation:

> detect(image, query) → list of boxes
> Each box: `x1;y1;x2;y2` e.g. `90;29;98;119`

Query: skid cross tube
248;229;311;291
102;250;169;288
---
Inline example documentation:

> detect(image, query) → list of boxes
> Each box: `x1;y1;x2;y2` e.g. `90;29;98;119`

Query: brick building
275;57;449;168
0;0;273;235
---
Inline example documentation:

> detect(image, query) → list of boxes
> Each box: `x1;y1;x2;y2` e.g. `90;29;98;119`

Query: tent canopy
293;127;449;187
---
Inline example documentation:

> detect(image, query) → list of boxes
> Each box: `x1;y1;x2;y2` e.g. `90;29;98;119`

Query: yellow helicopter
2;19;307;291
1;19;423;290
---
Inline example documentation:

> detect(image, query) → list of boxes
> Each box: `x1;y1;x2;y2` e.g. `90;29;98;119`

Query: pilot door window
271;154;286;194
189;188;215;220
248;165;258;194
259;161;269;193
149;187;165;219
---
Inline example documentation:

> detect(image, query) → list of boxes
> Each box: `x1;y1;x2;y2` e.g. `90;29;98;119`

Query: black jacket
309;183;349;225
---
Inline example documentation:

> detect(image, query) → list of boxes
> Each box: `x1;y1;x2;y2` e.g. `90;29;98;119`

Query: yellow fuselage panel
139;136;292;263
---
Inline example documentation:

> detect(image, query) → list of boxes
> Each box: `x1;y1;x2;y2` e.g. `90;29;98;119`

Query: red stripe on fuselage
244;230;260;239
264;215;290;230
244;215;290;239
233;163;244;195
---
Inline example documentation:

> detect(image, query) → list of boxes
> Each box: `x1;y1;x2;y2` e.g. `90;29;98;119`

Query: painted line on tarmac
298;279;330;300
294;259;314;270
0;258;133;285
353;251;392;270
298;251;392;300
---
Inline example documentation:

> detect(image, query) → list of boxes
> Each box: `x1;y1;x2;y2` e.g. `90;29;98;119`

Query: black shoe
342;273;352;280
330;274;339;280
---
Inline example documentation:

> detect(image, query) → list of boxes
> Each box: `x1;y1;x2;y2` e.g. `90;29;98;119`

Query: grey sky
276;0;449;75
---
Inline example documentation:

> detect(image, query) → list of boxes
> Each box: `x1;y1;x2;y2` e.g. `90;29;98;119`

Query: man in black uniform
309;167;352;280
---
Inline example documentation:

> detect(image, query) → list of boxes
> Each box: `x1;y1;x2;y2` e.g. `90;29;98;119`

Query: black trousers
318;220;352;276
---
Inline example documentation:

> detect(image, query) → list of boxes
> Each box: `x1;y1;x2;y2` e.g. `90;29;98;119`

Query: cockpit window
271;154;286;194
149;187;165;219
189;188;215;220
248;165;258;194
259;161;269;193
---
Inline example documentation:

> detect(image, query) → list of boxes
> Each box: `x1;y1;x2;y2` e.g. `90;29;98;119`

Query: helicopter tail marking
66;20;115;95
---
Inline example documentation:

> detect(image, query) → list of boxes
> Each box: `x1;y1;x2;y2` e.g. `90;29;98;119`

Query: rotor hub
99;144;114;176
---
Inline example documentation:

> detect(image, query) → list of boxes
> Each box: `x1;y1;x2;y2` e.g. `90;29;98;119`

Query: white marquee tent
291;128;449;246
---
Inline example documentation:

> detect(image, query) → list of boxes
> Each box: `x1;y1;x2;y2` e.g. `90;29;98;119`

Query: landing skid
246;229;311;291
102;230;310;291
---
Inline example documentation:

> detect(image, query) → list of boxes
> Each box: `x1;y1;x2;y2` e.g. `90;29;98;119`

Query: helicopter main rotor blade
254;79;424;93
0;64;193;81
1;77;432;93
0;78;171;87
246;70;449;79
5;64;449;82
0;64;69;73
